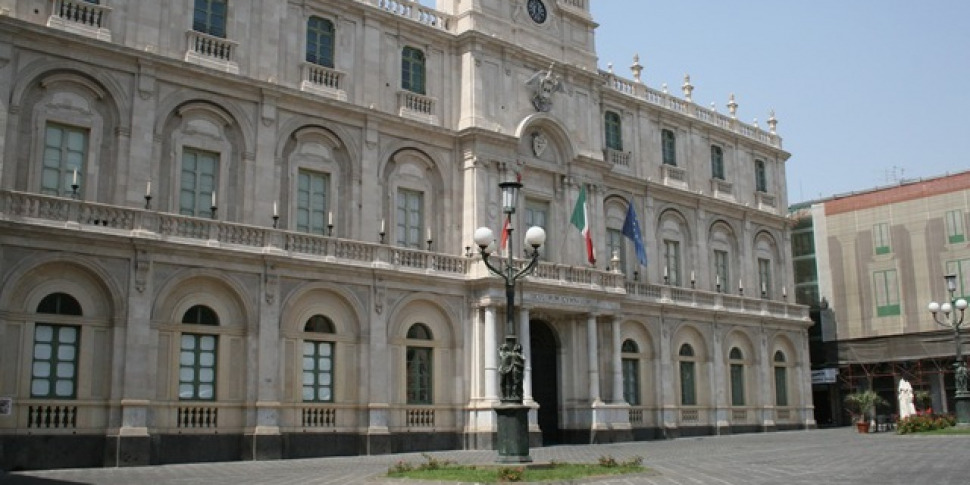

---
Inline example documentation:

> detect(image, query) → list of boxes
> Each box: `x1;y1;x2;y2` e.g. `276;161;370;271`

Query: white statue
897;378;916;419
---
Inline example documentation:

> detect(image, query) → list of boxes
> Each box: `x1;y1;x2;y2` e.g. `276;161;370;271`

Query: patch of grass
915;426;970;436
386;455;646;483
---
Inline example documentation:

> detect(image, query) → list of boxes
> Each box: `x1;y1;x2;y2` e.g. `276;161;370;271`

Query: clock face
527;0;547;24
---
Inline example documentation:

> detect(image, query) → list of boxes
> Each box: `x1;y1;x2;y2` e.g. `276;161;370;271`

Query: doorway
530;319;560;445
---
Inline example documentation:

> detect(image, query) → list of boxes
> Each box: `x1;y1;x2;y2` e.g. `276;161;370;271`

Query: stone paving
4;428;969;484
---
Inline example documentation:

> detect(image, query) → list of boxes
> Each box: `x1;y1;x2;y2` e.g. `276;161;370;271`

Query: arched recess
10;68;123;202
156;101;246;220
672;323;709;409
379;147;447;248
514;113;578;165
279;283;364;404
770;333;800;410
657;208;692;286
387;295;459;409
753;230;782;298
708;220;740;293
0;257;119;402
152;271;252;403
723;329;757;407
278;126;354;235
620;319;655;409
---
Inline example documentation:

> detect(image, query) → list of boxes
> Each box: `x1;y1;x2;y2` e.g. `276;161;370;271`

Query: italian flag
570;185;596;264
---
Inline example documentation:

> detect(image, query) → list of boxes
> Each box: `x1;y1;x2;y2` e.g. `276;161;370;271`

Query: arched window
303;315;335;402
774;350;788;406
179;305;219;400
31;292;83;399
711;145;724;180
661;129;676;166
406;323;433;404
621;339;640;405
37;292;82;315
306;16;335;68
678;343;696;406
729;347;745;406
401;47;426;95
604;111;622;151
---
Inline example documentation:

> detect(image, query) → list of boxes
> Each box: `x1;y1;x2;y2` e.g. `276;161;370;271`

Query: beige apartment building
0;0;812;470
797;170;970;424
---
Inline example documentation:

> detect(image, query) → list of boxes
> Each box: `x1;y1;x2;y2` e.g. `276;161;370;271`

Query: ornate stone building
0;0;812;470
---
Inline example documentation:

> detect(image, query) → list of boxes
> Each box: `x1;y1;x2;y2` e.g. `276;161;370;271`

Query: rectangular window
664;240;681;286
873;269;901;317
792;231;815;257
710;145;724;180
41;123;88;197
31;324;79;399
622;358;640;405
178;334;217;400
679;361;696;405
306;16;335;68
302;341;333;402
193;0;227;38
297;170;329;234
730;363;745;406
401;46;426;95
180;148;219;218
605;111;622;151
945;210;966;244
396;189;424;248
661;129;676;166
754;159;767;192
525;199;550;259
406;347;432;404
774;367;788;406
607;228;626;275
946;259;970;300
758;258;772;298
713;249;729;292
873;223;891;255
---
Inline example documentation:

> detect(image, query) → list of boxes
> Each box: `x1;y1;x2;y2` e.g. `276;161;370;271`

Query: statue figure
498;340;526;401
897;378;916;419
525;63;566;112
956;362;969;394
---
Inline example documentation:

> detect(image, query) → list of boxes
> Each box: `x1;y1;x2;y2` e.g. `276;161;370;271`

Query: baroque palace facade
0;0;813;470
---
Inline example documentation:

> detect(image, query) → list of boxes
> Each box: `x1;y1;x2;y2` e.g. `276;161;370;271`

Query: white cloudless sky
589;0;970;203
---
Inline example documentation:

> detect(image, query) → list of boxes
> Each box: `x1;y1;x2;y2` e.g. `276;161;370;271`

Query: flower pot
856;421;870;433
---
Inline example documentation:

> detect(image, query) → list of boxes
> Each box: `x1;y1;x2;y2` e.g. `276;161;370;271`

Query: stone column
658;313;677;435
518;306;533;403
711;322;728;433
587;314;601;404
484;305;499;402
758;326;775;431
611;316;624;403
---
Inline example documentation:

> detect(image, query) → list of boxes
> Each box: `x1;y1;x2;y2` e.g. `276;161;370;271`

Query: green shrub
897;413;956;434
497;466;524;482
598;455;618;467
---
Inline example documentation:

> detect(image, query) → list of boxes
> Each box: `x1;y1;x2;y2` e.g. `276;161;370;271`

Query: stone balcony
47;0;111;41
0;190;808;321
184;30;239;74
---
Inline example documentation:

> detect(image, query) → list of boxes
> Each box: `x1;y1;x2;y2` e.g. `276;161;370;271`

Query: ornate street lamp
473;179;545;463
928;273;970;425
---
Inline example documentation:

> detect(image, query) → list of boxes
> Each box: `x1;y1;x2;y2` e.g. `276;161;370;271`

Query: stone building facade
0;0;812;470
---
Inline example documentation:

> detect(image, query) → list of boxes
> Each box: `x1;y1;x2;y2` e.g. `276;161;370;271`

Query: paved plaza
3;428;969;484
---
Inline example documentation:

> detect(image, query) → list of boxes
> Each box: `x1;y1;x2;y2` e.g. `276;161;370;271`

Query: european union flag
622;199;647;266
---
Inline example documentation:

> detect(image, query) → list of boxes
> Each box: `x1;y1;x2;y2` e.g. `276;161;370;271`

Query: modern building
0;0;812;470
792;170;970;426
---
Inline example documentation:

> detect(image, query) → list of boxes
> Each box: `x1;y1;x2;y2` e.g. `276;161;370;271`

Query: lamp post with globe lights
473;179;546;462
927;274;970;425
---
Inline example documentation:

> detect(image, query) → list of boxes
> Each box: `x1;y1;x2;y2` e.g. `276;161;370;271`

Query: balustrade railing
27;404;77;429
50;0;110;30
177;406;218;428
185;30;237;65
300;63;347;101
398;90;437;124
302;407;336;427
605;148;631;168
600;71;782;149
406;408;435;427
0;190;807;319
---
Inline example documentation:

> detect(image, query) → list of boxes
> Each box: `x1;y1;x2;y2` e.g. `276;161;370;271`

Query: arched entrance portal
530;319;559;445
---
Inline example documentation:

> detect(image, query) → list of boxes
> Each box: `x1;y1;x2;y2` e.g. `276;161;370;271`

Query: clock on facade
527;0;547;24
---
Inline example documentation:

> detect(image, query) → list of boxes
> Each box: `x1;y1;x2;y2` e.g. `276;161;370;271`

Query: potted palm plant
844;390;887;433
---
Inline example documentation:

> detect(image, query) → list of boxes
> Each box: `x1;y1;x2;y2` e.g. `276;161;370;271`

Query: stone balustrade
0;190;807;320
367;0;452;30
